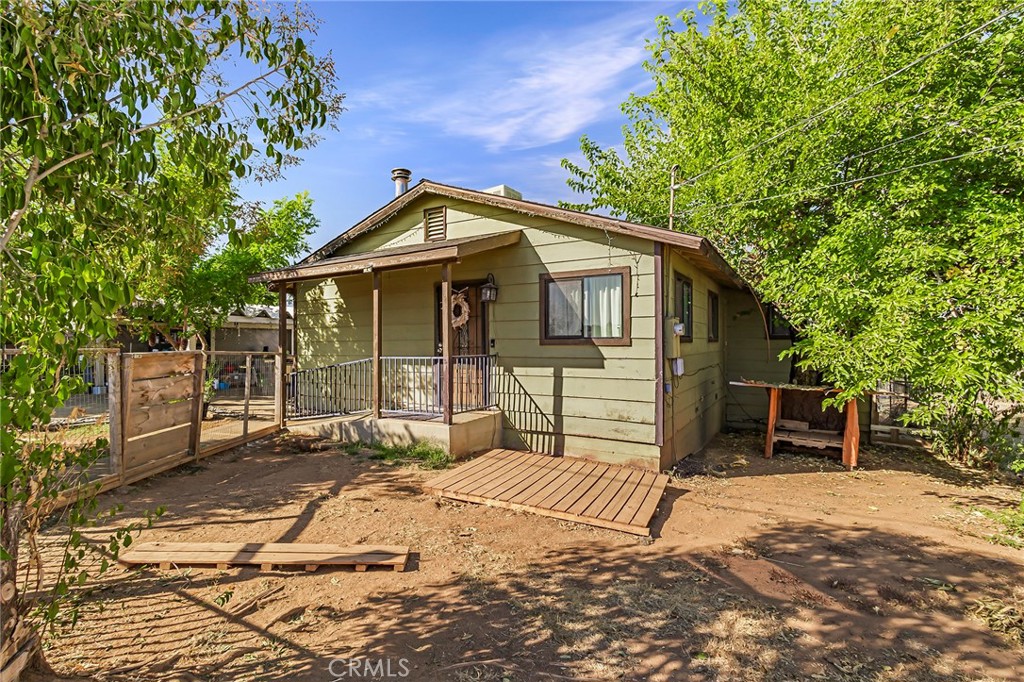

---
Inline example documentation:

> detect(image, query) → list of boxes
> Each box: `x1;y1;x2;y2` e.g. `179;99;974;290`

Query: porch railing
288;358;373;419
287;355;495;420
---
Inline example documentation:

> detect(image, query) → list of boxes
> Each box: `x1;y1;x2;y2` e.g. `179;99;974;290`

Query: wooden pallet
424;449;669;536
120;542;409;572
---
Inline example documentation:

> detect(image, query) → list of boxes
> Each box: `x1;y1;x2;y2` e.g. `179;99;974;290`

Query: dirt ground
31;432;1024;681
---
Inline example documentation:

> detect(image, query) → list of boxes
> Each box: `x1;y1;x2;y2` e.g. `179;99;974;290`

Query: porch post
441;262;453;425
275;286;288;427
372;270;382;419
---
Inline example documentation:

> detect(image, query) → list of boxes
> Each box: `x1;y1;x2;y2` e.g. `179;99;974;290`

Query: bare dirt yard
31;432;1024;682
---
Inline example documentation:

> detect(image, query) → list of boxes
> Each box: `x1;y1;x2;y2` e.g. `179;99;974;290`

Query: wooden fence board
124;423;191;468
125;400;194;438
126;352;197;380
128;373;194;404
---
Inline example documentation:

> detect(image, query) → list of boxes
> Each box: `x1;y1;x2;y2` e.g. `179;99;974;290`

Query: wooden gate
121;351;204;484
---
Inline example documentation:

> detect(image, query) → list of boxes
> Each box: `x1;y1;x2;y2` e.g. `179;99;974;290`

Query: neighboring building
252;174;794;471
111;305;294;353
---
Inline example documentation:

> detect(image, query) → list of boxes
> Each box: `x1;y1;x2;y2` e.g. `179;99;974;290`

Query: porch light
480;273;499;302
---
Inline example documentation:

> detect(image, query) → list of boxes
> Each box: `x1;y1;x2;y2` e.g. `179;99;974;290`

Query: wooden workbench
730;381;861;469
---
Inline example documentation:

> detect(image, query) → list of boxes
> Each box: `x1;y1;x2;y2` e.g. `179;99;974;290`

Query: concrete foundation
286;410;503;459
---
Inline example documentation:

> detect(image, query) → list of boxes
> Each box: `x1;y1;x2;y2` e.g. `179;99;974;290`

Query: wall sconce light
480;273;498;302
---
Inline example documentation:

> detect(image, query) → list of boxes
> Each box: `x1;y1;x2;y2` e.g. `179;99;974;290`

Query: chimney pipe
391;168;412;196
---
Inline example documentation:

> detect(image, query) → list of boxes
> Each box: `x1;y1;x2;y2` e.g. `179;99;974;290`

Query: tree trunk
1;492;29;674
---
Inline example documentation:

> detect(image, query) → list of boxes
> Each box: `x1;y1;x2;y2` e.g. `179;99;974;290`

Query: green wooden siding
297;196;662;468
661;248;729;467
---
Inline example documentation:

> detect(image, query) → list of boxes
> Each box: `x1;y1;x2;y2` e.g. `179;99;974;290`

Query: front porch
287;409;503;459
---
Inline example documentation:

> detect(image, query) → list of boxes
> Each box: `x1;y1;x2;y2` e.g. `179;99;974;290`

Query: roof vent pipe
391;168;412;196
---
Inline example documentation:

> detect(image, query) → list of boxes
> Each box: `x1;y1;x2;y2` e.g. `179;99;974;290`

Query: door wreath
451;289;470;328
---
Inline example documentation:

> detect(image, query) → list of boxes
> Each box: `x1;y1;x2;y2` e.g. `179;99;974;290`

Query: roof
249;230;522;285
300;179;744;288
228;304;293;320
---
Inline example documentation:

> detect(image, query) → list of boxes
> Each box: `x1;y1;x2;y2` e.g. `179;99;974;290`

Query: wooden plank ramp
424;449;670;536
119;542;409;572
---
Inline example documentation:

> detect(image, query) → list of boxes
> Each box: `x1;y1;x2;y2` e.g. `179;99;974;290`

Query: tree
564;0;1024;462
1;1;342;670
133;191;319;347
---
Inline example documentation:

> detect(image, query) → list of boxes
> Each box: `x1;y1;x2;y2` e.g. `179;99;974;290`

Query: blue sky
235;1;699;253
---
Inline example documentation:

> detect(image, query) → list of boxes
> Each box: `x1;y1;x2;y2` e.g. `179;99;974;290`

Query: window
708;291;720;342
673;273;693;341
540;267;630;345
767;304;792;339
423;206;446;241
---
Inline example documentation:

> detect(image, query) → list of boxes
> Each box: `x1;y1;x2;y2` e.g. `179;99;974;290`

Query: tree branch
1;61;289;253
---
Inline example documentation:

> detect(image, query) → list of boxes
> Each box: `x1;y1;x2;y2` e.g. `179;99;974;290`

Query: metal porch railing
287;355;495;420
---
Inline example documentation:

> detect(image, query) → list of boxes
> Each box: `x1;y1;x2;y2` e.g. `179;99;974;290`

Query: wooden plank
843;399;860;469
122;449;193;486
120;543;409;569
437;485;651;536
108;351;123;481
427;451;515;493
597;467;646;521
612;471;658;524
580;465;635;519
423;450;507;491
127;351;197;381
764;386;780;458
197;424;281;459
493;454;573;501
125;399;193;438
454;452;541;497
519;459;589;507
566;464;623;516
128;373;194;404
777;419;809;431
551;464;610;513
534;460;601;510
124;542;406;555
481;454;561;500
372;271;382;419
506;457;577;504
626;473;670;528
124;423;191;467
442;451;529;495
189;353;205;458
441;262;453;425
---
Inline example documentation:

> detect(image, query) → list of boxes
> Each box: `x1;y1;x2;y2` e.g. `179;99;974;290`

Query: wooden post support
107;351;124;482
372;270;382;419
189;352;205;460
843;398;860;469
441;263;454;425
764;387;781;459
242;354;252;439
276;287;288;426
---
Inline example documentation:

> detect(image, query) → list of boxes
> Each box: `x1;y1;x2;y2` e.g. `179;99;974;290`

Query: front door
436;281;488;409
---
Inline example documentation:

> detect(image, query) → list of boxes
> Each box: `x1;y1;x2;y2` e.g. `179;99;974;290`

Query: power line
672;3;1024;191
674;138;1023;216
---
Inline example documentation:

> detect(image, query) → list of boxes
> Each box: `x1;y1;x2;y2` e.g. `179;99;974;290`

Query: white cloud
352;9;655;152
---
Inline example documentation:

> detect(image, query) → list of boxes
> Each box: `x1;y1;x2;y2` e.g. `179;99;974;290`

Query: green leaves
567;0;1024;462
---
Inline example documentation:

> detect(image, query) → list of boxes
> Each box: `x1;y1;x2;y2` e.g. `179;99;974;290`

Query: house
251;171;795;472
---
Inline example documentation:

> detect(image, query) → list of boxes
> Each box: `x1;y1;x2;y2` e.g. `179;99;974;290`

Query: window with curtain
674;273;693;341
541;268;629;345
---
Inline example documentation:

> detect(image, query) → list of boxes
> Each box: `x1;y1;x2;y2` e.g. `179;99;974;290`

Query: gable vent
424;206;447;241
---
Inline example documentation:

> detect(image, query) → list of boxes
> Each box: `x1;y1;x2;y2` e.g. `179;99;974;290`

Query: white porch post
441;262;453;425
